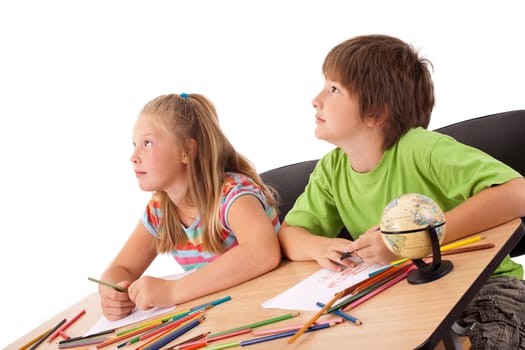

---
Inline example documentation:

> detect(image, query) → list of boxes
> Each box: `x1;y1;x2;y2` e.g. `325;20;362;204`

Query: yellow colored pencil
440;235;483;252
390;235;484;265
18;328;51;350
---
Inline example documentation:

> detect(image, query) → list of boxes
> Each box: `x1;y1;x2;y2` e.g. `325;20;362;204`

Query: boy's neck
341;137;385;173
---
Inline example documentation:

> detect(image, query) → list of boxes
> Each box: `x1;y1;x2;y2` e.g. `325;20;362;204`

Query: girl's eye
330;86;340;93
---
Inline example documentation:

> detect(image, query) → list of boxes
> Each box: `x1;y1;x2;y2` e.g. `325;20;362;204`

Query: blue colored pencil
239;322;335;346
190;295;232;311
142;317;204;350
316;301;362;325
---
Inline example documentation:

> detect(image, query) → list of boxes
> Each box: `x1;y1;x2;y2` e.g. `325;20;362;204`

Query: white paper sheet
261;262;385;311
84;269;195;335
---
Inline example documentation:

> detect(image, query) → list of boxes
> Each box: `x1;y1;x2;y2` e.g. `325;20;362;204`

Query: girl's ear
182;138;197;164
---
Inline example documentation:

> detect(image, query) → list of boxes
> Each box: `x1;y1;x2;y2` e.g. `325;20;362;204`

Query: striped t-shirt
142;172;280;271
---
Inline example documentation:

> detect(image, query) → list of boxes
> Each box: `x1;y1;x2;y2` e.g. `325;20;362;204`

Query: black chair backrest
435;110;525;257
260;160;318;224
435;110;525;177
260;110;525;256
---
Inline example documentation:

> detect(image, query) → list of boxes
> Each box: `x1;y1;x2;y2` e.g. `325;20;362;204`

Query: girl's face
312;78;368;147
130;113;188;193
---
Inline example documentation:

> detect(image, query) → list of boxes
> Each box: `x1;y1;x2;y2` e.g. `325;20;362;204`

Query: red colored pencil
48;309;86;342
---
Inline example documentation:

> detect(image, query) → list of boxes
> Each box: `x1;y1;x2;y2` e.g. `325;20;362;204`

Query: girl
98;93;281;320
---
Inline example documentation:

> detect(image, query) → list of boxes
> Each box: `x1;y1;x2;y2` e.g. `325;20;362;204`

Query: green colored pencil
208;312;300;338
88;277;128;292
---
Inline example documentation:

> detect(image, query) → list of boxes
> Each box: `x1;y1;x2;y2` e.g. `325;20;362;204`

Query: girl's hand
346;225;399;265
128;276;176;310
99;281;135;320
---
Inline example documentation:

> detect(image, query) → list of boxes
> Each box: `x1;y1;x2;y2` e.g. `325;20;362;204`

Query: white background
1;1;524;347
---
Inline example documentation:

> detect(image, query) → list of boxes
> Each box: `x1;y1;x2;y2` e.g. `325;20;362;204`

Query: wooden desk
9;218;524;350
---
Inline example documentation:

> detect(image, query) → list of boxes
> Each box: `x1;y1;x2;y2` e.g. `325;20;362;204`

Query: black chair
435;110;525;257
260;110;525;257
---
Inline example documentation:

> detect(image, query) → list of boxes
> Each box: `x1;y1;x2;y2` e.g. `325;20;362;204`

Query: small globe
380;193;446;260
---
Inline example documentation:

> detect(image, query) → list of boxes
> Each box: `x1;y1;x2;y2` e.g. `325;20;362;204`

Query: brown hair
323;34;435;149
141;93;278;254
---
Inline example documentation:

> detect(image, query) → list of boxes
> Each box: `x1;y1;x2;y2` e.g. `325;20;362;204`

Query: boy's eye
144;140;152;146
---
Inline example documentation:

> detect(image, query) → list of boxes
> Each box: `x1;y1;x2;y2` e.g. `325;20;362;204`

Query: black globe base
408;259;453;284
408;224;454;285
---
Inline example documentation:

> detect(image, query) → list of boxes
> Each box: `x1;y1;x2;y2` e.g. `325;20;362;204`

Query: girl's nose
130;152;139;164
312;93;322;109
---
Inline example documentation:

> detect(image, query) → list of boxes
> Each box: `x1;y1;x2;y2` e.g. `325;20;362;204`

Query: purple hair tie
180;93;189;99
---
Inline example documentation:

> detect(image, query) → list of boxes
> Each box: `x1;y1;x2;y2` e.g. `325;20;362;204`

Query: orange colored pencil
288;290;345;344
439;243;495;256
351;261;413;295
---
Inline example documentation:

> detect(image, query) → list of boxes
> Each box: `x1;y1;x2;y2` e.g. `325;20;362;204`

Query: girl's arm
128;195;281;309
98;220;158;320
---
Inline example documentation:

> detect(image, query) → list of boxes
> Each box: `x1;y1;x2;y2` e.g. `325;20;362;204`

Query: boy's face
312;78;366;146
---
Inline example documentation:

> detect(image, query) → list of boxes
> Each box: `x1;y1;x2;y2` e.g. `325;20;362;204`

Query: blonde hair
141;93;278;254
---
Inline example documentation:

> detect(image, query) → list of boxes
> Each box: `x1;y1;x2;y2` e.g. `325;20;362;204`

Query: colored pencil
440;235;483;251
141;317;205;350
201;341;240;350
343;269;411;311
250;319;342;336
165;331;210;350
58;328;115;344
316;302;362;325
173;328;251;349
120;311;205;347
242;322;336;346
29;318;66;350
18;328;51;350
179;343;208;350
48;309;87;342
288;290;345;344
189;296;232;311
88;277;128;292
116;309;186;336
440;243;495;256
139;313;204;341
208;312;300;337
96;322;161;349
389;235;485;265
58;337;107;349
350;261;413;296
250;324;308;336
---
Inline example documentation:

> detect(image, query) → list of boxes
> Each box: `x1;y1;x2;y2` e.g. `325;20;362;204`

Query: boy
278;34;525;348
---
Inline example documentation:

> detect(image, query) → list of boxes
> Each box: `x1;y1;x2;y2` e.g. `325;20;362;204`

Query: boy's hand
314;237;360;272
346;225;400;265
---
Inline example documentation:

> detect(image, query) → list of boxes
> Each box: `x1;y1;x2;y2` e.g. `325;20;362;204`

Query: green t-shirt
285;127;523;278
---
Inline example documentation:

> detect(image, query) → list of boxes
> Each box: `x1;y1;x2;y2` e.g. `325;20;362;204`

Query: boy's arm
279;221;355;271
444;177;525;243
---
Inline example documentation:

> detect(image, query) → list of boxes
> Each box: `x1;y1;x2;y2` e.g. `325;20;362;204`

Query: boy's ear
182;138;197;164
365;105;389;127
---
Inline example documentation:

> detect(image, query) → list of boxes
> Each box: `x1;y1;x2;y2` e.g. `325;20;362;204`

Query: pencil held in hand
88;277;128;292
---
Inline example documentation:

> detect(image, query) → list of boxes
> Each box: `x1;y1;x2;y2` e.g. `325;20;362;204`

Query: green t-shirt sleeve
284;151;344;237
427;135;522;201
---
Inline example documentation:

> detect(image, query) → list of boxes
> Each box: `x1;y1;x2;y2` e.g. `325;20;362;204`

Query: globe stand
408;224;453;285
